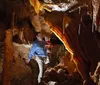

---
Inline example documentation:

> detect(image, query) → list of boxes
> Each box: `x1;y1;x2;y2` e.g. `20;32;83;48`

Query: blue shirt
28;40;48;62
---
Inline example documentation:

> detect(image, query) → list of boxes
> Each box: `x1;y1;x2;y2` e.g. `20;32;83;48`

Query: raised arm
28;43;37;62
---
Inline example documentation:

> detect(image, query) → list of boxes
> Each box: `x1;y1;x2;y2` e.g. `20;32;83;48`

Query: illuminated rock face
43;9;100;85
2;29;14;85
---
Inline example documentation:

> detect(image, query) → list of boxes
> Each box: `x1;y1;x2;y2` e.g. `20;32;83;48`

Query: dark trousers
29;59;39;85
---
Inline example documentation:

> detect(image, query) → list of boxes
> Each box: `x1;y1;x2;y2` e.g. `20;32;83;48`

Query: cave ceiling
0;0;99;35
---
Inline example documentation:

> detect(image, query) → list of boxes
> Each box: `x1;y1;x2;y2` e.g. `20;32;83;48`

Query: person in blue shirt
26;32;49;84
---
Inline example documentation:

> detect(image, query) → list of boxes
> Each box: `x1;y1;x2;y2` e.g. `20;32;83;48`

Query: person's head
36;32;43;41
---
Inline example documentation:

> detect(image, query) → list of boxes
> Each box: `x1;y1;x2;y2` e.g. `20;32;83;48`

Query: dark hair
35;32;41;36
33;32;41;41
